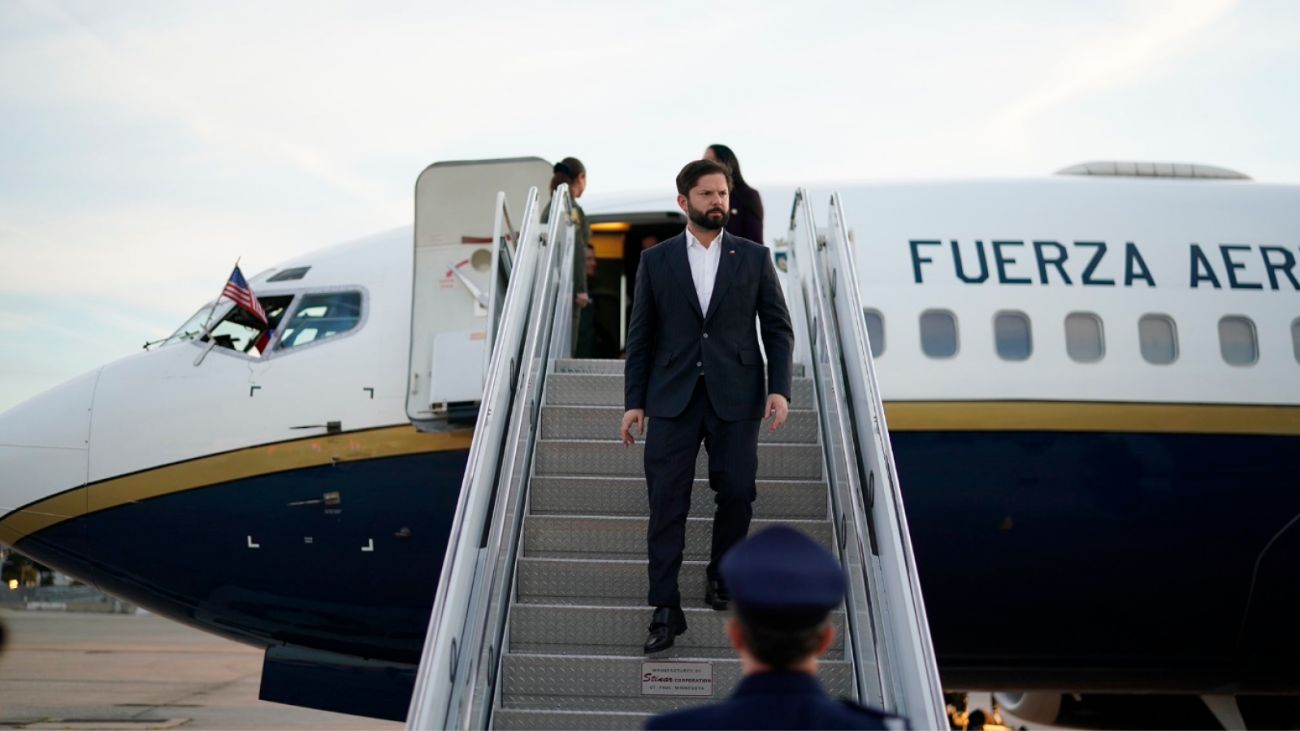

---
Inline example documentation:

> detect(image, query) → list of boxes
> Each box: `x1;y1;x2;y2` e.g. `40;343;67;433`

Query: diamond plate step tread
533;440;823;480
540;405;819;444
507;604;844;658
499;654;853;713
516;558;705;604
493;709;651;731
522;517;833;560
529;477;828;519
545;373;815;407
554;359;807;378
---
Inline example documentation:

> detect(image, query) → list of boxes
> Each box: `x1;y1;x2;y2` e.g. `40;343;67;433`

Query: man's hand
764;394;789;432
575;292;591;309
621;408;646;445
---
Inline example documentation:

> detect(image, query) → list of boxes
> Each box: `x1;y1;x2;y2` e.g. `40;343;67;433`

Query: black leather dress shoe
705;578;730;610
643;606;687;654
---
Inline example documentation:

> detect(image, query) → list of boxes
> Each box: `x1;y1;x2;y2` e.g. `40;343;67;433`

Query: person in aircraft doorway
621;158;794;655
704;144;765;244
542;157;591;356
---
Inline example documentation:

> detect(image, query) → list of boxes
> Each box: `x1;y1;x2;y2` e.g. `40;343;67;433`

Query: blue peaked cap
719;525;846;625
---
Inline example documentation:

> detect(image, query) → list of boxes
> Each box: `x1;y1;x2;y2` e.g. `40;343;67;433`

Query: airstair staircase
493;358;834;729
405;180;945;730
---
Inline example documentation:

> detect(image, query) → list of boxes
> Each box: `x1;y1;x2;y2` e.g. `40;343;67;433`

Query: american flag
222;265;268;324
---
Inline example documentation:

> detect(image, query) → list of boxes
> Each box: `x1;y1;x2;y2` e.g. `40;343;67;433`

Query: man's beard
687;202;730;231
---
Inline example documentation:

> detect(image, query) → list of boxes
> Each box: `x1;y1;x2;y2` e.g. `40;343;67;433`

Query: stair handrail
406;185;576;730
785;189;880;705
785;189;945;729
824;191;945;726
462;184;577;728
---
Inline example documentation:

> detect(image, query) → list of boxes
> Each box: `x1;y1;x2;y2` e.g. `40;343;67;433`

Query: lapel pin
729;250;736;255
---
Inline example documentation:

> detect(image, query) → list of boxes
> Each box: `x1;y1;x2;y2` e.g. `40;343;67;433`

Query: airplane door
406;158;552;428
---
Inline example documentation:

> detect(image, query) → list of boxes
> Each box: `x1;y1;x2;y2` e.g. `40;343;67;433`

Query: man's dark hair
676;159;732;196
737;615;828;669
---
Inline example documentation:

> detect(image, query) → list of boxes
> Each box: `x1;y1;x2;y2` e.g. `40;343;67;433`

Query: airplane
1;157;1297;728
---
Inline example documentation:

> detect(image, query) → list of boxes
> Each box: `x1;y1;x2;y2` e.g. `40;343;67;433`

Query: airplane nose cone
0;369;97;547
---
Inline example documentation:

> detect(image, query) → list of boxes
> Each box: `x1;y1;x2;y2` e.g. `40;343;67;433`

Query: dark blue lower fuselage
18;450;467;665
14;429;1300;696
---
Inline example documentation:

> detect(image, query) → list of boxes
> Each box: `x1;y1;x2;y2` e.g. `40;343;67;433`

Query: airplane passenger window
1293;318;1300;364
1218;316;1258;366
1065;312;1105;363
278;291;363;350
203;296;294;357
1138;314;1178;365
920;310;958;359
994;311;1032;361
864;309;885;357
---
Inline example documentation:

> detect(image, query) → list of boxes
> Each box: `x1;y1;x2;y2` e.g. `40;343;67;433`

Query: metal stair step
516;558;704;605
552;359;629;375
493;709;651;731
522;516;833;560
541;405;819;444
545;373;814;407
529;477;827;519
534;441;823;480
553;359;807;378
498;654;853;713
507;604;844;658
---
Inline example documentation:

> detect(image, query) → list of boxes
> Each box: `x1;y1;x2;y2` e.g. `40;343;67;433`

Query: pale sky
2;0;1298;412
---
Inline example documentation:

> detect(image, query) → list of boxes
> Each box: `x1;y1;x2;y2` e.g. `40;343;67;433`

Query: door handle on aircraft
450;261;489;308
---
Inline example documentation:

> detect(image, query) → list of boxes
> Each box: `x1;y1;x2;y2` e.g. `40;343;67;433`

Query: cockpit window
268;266;311;282
205;296;294;356
162;304;219;347
278;292;363;350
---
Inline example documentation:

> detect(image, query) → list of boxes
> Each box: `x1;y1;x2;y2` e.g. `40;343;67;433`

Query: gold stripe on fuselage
0;425;473;547
3;402;1297;547
884;401;1300;436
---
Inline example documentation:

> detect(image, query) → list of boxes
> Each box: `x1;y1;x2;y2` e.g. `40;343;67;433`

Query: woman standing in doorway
705;144;765;244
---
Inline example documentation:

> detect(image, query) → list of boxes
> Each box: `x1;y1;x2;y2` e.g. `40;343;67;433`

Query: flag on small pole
223;265;268;324
221;264;273;352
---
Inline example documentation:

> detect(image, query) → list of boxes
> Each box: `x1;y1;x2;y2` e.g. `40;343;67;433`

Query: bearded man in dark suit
621;159;794;654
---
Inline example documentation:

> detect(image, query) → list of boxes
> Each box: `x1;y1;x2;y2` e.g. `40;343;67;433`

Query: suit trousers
644;377;760;608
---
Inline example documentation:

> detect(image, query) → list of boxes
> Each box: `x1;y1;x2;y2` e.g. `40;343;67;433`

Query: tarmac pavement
0;608;401;730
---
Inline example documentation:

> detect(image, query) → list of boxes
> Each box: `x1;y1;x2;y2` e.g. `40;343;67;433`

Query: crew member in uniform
645;526;909;730
622;159;794;654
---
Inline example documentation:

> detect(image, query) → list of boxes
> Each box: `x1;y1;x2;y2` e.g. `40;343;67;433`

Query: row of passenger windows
862;309;1297;366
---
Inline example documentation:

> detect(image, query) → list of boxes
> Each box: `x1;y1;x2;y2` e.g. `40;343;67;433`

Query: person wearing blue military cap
646;526;909;730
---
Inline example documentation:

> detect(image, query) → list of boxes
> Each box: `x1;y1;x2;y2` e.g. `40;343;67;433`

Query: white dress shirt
685;227;724;314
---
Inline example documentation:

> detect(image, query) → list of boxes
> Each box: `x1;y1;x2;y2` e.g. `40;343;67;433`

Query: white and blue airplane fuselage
2;168;1297;722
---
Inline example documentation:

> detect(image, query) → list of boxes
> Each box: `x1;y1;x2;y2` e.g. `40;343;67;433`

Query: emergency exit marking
641;661;713;697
